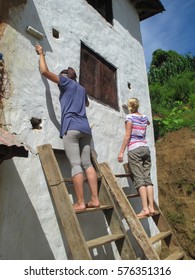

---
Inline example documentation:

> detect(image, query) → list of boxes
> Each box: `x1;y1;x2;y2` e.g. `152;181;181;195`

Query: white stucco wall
0;0;158;259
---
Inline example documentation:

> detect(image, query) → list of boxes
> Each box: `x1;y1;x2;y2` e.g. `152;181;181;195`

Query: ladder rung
149;231;172;244
136;211;160;219
115;173;131;178
63;177;73;183
86;233;125;249
64;176;102;183
76;204;113;214
137;214;150;220
163;252;184;260
126;193;140;198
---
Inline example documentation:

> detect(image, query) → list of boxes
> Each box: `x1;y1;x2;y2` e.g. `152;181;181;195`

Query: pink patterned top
125;114;148;151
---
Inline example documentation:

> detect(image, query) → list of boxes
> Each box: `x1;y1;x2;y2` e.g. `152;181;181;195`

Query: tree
148;49;195;85
148;50;195;139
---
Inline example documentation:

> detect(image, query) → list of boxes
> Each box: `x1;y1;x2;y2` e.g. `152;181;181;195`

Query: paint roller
26;26;44;40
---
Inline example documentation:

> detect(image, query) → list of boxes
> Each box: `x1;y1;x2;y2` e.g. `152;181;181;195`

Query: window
80;43;118;111
86;0;113;24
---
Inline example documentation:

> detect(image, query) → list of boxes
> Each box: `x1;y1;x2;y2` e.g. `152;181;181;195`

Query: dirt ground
155;127;195;259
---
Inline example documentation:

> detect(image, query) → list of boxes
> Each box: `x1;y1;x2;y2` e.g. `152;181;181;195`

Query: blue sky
140;0;195;70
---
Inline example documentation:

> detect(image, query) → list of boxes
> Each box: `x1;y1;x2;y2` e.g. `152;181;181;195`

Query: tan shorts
128;146;153;189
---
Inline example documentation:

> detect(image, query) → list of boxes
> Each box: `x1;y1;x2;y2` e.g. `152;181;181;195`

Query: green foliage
167;211;185;225
186;181;195;196
148;50;195;138
186;186;193;196
148;49;195;85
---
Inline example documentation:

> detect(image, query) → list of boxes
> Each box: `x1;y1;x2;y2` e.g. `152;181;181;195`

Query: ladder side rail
99;162;160;260
152;201;188;259
37;144;91;260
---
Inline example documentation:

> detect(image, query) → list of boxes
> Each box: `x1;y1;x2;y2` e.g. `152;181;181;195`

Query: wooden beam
99;162;160;260
37;144;91;260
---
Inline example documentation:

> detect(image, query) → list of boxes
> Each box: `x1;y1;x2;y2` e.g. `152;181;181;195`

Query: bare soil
156;127;195;259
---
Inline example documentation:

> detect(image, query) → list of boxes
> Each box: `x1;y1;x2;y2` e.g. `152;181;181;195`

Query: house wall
0;0;158;259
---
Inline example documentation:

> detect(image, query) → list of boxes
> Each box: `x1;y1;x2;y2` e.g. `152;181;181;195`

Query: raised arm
35;44;59;84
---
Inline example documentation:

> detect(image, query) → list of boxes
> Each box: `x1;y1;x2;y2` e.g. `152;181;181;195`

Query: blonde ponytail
127;98;139;113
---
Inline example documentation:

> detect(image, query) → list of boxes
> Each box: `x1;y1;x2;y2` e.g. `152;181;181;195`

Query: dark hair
60;67;77;80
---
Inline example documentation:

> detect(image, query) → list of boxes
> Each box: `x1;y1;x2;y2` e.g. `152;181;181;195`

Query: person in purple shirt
35;44;100;211
118;98;156;218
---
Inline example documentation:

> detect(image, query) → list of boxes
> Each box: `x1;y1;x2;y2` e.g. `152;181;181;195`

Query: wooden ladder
37;144;188;260
37;144;137;260
104;162;188;260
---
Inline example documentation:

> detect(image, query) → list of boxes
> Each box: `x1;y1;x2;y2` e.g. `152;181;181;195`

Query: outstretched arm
35;44;59;84
118;121;132;163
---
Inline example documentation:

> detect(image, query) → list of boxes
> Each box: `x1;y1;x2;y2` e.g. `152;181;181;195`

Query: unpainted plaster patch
0;0;27;40
0;55;11;100
0;22;6;40
0;0;27;22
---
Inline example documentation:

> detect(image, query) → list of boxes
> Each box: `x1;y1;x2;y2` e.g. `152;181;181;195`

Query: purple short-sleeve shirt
58;76;91;138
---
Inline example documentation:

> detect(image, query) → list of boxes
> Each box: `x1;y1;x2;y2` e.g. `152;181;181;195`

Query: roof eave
131;0;165;21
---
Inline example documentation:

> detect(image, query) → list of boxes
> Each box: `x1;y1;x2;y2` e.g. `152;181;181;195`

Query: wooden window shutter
80;44;118;111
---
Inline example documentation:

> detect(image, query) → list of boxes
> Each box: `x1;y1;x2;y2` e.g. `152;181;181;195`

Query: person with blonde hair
118;97;156;217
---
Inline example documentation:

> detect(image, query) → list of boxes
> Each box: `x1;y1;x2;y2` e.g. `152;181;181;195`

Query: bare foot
149;210;158;216
136;209;150;218
86;200;100;208
148;207;157;215
73;203;86;212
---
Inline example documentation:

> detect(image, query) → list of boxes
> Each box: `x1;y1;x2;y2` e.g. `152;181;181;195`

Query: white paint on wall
0;0;158;259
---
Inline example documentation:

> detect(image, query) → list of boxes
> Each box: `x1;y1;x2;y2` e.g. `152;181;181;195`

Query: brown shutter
80;44;118;111
100;63;118;110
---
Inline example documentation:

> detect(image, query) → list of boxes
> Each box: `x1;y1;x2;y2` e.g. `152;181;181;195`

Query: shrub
167;211;185;225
